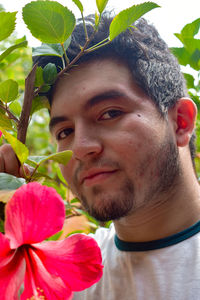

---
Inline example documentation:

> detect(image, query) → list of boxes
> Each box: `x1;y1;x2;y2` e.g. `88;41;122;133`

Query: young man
1;14;200;299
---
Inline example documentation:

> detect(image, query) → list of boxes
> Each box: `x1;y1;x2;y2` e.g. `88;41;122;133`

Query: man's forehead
49;57;151;121
52;58;130;94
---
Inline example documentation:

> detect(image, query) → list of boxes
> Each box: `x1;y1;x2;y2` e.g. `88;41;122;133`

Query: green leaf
40;84;51;93
95;11;100;28
170;47;190;66
96;0;109;14
75;208;100;225
183;73;195;90
0;41;28;63
46;230;63;240
72;0;83;13
0;11;17;41
9;100;22;117
30;172;54;182
0;219;4;233
43;63;57;84
190;48;200;71
180;38;200;54
66;230;85;237
0;79;18;103
0;112;13;130
109;2;160;41
171;46;200;71
47;150;73;165
28;150;73;166
181;18;200;38
0;128;29;164
63;37;72;51
32;43;64;57
174;33;183;44
22;1;76;43
0;173;25;190
36;84;51;93
70;197;80;204
30;96;50;116
33;38;71;58
35;66;44;87
25;159;37;168
189;93;200;111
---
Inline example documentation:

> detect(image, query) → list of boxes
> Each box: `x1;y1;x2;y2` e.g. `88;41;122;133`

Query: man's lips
80;169;118;186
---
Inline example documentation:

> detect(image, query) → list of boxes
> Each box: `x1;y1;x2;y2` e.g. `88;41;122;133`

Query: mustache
73;157;121;185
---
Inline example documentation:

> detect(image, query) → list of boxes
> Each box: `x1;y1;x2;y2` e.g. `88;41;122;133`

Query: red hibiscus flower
0;182;103;299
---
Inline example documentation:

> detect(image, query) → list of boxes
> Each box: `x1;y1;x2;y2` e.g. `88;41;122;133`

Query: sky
0;0;199;48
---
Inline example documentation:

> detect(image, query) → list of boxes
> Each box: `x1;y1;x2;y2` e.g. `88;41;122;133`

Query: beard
143;137;180;204
80;179;134;222
73;134;180;222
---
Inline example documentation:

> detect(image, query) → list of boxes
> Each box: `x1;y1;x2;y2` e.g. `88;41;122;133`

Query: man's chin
81;195;134;222
77;178;134;221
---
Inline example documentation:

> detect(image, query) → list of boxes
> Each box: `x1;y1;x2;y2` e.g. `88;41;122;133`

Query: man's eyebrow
49;90;128;131
49;116;69;132
84;90;128;109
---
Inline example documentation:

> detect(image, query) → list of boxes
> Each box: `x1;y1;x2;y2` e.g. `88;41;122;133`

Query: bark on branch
17;64;37;144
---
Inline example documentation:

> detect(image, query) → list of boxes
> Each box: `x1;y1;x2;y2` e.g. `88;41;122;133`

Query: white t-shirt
73;221;200;300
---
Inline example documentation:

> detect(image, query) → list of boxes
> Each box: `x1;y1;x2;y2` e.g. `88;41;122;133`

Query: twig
0;103;19;124
57;27;98;78
57;42;89;77
81;12;88;41
33;83;45;98
61;42;70;65
17;64;37;144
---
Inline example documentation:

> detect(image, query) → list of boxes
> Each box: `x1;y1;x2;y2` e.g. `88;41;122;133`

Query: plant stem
21;164;30;182
17;64;37;144
26;164;39;183
0;103;19;124
85;38;110;52
61;56;65;69
61;43;70;65
81;12;88;41
58;28;98;78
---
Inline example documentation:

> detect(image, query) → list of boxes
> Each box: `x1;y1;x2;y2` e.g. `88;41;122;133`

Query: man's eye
57;128;73;140
100;109;123;120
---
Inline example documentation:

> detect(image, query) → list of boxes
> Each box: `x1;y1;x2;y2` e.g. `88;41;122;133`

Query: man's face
50;59;180;222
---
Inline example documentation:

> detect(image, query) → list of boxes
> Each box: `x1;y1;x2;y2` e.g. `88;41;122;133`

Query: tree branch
17;64;37;144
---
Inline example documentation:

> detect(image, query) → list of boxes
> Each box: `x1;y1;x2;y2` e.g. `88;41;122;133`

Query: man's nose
72;123;103;160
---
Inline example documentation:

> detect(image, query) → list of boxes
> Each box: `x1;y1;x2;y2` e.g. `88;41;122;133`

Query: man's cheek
63;160;77;186
60;164;71;183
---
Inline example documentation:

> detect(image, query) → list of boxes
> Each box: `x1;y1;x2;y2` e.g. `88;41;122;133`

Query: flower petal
21;247;72;300
5;182;65;248
0;232;12;257
0;250;25;300
0;233;17;268
33;234;103;291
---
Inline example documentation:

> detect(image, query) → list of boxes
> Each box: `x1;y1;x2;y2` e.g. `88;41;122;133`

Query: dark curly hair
33;13;196;164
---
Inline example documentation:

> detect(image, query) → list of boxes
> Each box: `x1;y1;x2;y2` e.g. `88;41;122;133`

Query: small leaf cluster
0;9;29;132
171;18;200;100
171;18;200;71
171;18;200;176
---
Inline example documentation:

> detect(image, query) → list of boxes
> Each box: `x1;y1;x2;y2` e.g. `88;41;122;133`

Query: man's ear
169;98;197;147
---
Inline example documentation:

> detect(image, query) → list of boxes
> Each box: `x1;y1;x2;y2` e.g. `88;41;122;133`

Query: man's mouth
80;169;118;187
